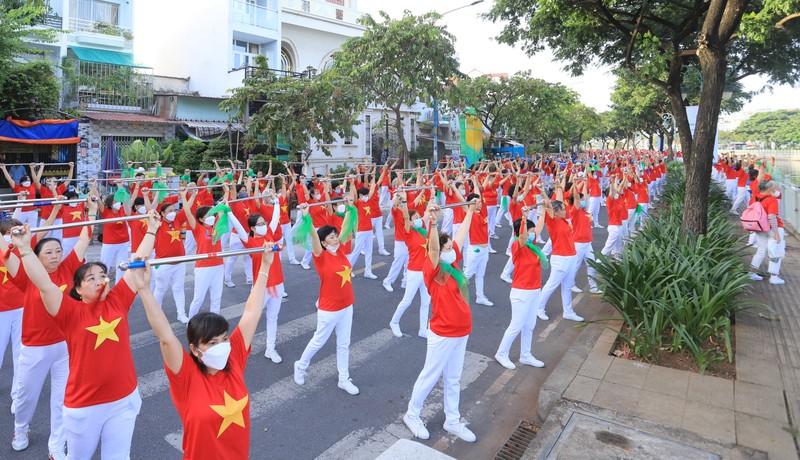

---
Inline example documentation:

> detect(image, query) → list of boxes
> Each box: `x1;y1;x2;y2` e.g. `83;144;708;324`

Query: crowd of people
0;147;784;458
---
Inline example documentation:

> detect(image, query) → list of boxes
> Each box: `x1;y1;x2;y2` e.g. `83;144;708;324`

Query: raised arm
426;205;440;266
238;245;275;349
180;189;197;229
11;225;64;316
139;265;184;374
453;199;476;249
0;164;14;187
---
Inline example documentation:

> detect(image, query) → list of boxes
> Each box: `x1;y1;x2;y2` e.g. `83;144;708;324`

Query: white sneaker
769;275;785;285
589;287;603;295
505;250;512;256
500;274;513;284
403;414;430;440
364;272;378;279
519;355;545;367
246;279;253;285
289;259;301;265
537;310;549;321
571;286;583;294
390;322;402;338
264;349;283;364
476;296;494;307
563;312;585;322
418;329;428;339
12;430;29;451
10;399;16;415
224;280;236;288
293;361;305;385
443;420;477;442
489;248;498;254
338;378;360;395
400;283;407;289
49;450;67;460
282;291;288;298
177;315;189;325
496;223;503;228
301;263;310;270
749;272;763;281
382;281;394;292
490;234;500;240
379;249;391;256
594;224;604;229
495;353;516;370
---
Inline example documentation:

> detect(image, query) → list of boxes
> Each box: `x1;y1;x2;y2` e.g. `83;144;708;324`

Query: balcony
41;14;63;29
67;17;132;48
62;54;154;112
232;0;279;31
281;0;362;24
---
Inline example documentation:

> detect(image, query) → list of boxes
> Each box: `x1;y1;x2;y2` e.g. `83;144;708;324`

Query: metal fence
778;179;800;233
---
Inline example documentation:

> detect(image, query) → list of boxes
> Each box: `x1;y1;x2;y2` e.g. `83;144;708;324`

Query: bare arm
453;199;476;249
139;278;184;374
11;225;64;316
238;247;274;349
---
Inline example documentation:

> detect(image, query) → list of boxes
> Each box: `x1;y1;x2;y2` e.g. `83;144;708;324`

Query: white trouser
371;216;386;252
441;208;454;235
42;217;63;241
17;210;38;228
100;242;131;285
379;185;390;208
63;388;141;460
542;239;552;256
589;196;602;226
224;233;253;283
537;254;578;316
527;207;539;224
406;331;468;425
15;341;68;454
496;288;540;359
297;305;353;382
183;230;196;255
601;225;623;258
61;237;78;261
750;231;769;270
385;210;394;229
501;254;514;279
384;241;409;286
769;228;785;276
725;178;737;201
574;242;598;290
261;283;284;352
0;309;23;401
390;270;430;332
154;263;187;318
487;206;498;237
280;222;298;263
464;245;489;299
451;223;469;265
301;227;321;266
731;186;748;213
347;231;374;275
188;265;224;318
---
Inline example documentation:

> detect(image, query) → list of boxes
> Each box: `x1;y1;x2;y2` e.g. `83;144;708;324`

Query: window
71;0;119;24
280;48;293;73
232;39;260;69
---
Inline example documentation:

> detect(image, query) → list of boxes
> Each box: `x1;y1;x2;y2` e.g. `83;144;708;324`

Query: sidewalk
524;230;800;459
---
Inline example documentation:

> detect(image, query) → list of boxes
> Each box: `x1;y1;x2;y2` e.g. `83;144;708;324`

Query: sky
359;0;798;115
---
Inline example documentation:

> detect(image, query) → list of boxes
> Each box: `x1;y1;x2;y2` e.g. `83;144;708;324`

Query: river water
775;158;800;185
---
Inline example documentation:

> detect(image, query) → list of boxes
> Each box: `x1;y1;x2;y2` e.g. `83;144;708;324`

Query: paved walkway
525;230;800;459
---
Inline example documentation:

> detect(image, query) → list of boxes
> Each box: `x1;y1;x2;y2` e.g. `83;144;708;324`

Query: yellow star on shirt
0;267;8;284
85;316;122;349
70;210;82;220
281;205;288;214
209;391;249;437
139;218;148;229
59;284;67;292
167;230;181;243
421;240;428;251
336;265;352;287
363;205;371;215
244;207;252;217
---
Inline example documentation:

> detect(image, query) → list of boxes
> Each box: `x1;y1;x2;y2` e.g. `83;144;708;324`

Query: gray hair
552;200;565;212
758;180;776;193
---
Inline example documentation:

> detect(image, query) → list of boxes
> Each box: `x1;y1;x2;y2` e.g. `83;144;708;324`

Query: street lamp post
432;0;484;167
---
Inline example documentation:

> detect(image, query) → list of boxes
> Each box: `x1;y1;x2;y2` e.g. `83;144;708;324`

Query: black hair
507;184;517;197
408;209;419;220
133;197;145;207
69;262;107;301
317;225;338;248
187;312;230;374
357;187;369;197
20;176;31;184
466;193;480;202
0;218;23;235
331;180;341;190
195;205;211;221
438;232;452;248
247;214;264;237
552;200;565;212
34;237;62;256
159;202;174;214
64;190;79;200
103;194;115;208
748;169;759;181
235;184;246;193
513;218;536;237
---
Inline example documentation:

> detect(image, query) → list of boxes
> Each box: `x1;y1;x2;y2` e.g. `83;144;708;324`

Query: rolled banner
119;245;283;271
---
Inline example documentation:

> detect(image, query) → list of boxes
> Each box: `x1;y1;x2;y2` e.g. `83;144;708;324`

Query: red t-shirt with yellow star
155;213;187;258
0;260;24;312
166;327;251;460
468;203;489;245
192;224;223;268
243;234;283;288
100;208;131;244
127;214;150;253
424;244;471;338
53;278;138;407
406;228;428;272
38;183;67;220
313;245;354;311
59;203;87;239
545;214;576;256
12;251;83;346
355;199;374;231
511;239;542;290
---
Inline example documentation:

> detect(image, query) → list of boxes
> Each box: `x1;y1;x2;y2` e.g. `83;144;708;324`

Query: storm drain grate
494;420;541;460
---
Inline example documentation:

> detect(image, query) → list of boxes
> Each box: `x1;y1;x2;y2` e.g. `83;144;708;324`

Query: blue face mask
527;233;536;243
412;218;423;229
579;200;586;208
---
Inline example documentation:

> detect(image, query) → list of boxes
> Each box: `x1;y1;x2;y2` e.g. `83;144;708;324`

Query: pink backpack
741;198;769;232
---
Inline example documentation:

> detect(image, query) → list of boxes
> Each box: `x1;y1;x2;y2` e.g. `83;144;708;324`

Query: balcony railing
281;0;362;24
232;0;279;30
68;17;133;39
62;60;153;111
41;14;63;29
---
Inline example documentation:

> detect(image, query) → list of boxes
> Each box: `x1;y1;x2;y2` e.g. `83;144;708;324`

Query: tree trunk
392;106;408;168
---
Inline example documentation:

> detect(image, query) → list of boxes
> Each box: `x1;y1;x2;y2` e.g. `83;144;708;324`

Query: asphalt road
0;207;613;460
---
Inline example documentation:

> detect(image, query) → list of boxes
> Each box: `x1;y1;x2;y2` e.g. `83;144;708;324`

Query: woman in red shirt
97;184;132;285
0;163;40;227
293;203;360;396
9;211;157;459
153;198;190;324
403;200;478;443
600;178;625;259
749;180;785;285
143;242;276;460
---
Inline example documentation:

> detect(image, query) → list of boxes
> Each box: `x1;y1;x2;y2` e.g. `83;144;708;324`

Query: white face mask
459;189;466;196
772;190;781;197
314;194;322;201
325;242;340;253
165;211;177;222
412;218;423;228
21;181;31;187
112;202;122;212
68;202;79;208
440;249;457;265
3;235;11;244
136;206;146;215
204;215;216;226
254;225;267;237
360;196;369;202
336;204;346;213
199;341;231;371
202;178;210;184
516;195;524;202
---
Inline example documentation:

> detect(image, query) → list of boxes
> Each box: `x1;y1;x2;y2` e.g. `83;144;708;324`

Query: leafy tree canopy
727;109;800;145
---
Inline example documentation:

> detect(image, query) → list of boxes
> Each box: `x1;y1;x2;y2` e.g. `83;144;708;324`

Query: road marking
536;292;584;342
130;301;247;351
315;351;490;460
138;312;318;398
164;329;398;452
353;261;386;275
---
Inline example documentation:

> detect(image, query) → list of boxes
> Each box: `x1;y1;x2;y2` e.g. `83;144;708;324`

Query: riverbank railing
778;179;800;234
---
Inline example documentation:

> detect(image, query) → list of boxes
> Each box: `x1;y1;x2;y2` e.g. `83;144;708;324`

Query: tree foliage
332;11;461;166
487;0;800;234
221;55;364;158
727;109;800;146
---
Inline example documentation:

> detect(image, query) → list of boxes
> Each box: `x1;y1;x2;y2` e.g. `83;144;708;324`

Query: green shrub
590;166;753;372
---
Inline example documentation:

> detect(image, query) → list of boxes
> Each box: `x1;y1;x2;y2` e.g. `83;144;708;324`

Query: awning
84;112;175;124
0;118;80;144
69;46;150;68
182;120;243;138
